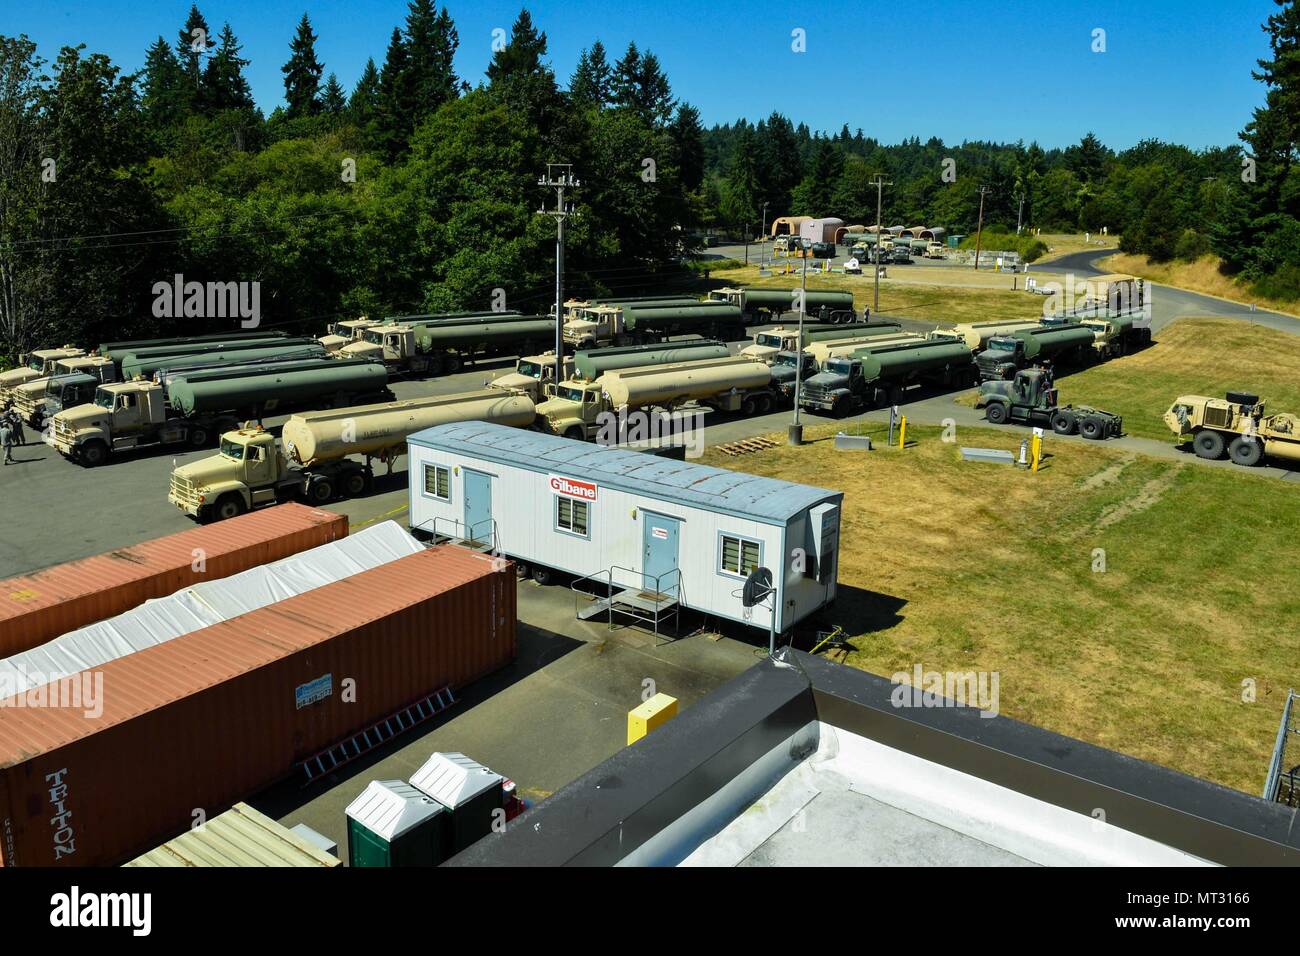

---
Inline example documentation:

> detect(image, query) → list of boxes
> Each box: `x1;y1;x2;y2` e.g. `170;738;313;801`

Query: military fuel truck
168;389;536;521
563;302;745;349
98;331;289;371
976;368;1122;439
935;320;1044;351
10;355;118;427
341;314;555;374
488;353;576;401
974;324;1097;380
49;357;392;467
741;322;903;361
798;337;976;416
1164;391;1300;466
535;356;782;441
768;332;928;401
0;346;87;402
561;295;696;322
1041;313;1152;357
707;287;858;323
118;337;324;381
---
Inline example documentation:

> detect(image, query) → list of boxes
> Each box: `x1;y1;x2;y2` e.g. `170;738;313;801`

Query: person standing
1;415;14;465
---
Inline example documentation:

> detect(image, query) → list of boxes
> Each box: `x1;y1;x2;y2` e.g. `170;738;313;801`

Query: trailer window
423;464;450;501
555;496;589;537
719;534;761;577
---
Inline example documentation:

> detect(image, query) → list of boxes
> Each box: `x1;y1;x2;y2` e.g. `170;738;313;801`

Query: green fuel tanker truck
167;388;536;521
708;287;858;322
741;322;904;361
117;337;324;380
340;314;556;374
799;337;975;416
562;302;745;349
974;324;1098;381
49;356;392;467
98;331;289;370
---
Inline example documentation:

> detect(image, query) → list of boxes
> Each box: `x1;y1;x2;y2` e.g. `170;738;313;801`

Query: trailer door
463;469;493;546
642;513;681;595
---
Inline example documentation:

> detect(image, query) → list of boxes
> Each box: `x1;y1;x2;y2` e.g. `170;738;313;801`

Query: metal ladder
299;687;457;786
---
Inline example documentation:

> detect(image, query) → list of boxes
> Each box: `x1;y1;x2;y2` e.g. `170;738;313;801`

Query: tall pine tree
204;23;254;112
570;40;612;107
282;12;323;118
175;4;211;113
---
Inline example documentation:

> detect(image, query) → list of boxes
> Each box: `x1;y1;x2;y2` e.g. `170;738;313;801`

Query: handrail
1263;689;1297;801
417;515;499;553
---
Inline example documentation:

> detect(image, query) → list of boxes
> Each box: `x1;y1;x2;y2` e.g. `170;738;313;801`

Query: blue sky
1;0;1276;149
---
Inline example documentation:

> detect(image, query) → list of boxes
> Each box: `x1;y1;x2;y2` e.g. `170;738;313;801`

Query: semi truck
98;331;289;371
10;355;118;427
117;337;324;381
561;295;697;321
1164;391;1300;467
741;322;903;361
974;324;1098;381
167;389;536;522
707;287;857;323
0;346;87;402
798;338;976;416
535;356;783;441
49;356;392;467
1041;313;1152;357
934;320;1043;351
340;314;556;374
768;332;926;400
489;340;733;401
976;368;1123;440
488;352;576;401
562;302;746;350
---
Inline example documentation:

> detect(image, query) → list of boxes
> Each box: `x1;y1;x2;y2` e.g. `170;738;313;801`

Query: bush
958;228;1048;262
1251;263;1300;302
1174;228;1210;262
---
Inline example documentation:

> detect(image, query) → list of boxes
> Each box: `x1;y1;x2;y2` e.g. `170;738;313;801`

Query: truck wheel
563;426;586;441
741;396;758;416
443;355;462;374
79;439;109;468
212;494;247;521
831;395;851;418
984;403;1009;425
308;478;335;504
342;470;368;498
1228;436;1264;467
756;394;773;414
1051;412;1076;435
1192;429;1226;460
1080;417;1105;441
187;425;210;448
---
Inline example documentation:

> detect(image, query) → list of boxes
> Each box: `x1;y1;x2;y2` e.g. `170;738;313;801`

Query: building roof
408;422;842;524
410;752;503;809
127;802;340;867
345;780;444;839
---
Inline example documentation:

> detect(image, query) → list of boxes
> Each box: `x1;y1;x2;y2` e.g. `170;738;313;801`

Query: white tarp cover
0;521;422;695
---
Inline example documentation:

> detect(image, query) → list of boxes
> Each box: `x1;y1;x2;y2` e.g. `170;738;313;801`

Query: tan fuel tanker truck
933;319;1044;352
0;346;87;403
535;355;780;441
167;388;536;522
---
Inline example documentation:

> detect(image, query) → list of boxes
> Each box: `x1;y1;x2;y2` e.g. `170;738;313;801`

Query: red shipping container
0;504;347;660
0;545;516;867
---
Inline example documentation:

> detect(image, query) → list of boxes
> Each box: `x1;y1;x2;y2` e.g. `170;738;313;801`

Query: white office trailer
406;422;843;633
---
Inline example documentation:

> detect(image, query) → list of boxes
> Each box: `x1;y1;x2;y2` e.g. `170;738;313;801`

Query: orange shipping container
0;545;515;867
0;503;347;660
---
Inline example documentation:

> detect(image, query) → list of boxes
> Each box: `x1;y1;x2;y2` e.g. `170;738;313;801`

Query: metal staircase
572;565;682;641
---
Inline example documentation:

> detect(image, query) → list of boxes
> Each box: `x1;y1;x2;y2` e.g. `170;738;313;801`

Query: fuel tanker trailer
974;324;1097;380
741;322;902;361
167;388;536;521
341;314;556;374
49;356;391;467
562;302;745;349
98;330;288;371
536;355;781;441
572;340;732;380
768;331;926;401
561;295;697;321
119;337;326;381
799;337;976;416
708;287;858;323
935;320;1044;352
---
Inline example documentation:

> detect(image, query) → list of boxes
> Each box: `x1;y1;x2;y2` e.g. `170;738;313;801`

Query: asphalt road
3;261;1297;578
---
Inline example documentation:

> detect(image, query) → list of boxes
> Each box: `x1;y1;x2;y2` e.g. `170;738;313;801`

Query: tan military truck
0;346;87;403
11;355;118;427
319;317;381;352
1165;391;1300;467
489;353;575;401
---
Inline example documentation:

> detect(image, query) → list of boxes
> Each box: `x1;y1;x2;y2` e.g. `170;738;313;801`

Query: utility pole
1014;191;1025;235
760;201;769;271
972;185;991;271
537;164;579;388
789;239;810;447
871;174;892;314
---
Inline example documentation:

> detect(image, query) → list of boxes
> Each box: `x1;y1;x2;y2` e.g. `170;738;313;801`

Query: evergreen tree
611;43;673;126
282;12;323;118
611;42;640;110
376;27;411;154
349;57;381;124
321;73;346;114
486;9;558;130
670;103;705;192
405;0;460;119
570;40;612;107
140;36;186;130
203;23;254;112
175;4;211;112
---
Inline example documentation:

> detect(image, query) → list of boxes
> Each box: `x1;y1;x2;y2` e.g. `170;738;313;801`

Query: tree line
0;3;707;357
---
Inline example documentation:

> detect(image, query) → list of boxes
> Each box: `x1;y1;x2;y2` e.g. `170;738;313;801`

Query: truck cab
741;329;801;362
536;380;605;440
975;336;1024;380
320;317;378;352
564;306;625;349
707;288;746;309
768;351;818;401
0;346;87;401
49;381;175;466
169;425;293;522
799;357;868;417
979;367;1122;439
925;242;946;258
490;353;575;401
13;355;119;426
341;324;424;368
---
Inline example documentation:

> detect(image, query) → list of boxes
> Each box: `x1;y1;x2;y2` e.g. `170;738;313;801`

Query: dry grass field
1102;252;1300;317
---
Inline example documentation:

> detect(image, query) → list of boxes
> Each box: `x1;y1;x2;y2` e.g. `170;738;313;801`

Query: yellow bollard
898;415;907;448
1031;434;1042;472
628;693;678;745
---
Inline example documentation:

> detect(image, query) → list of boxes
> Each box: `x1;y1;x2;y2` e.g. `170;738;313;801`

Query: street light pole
871;174;892;314
538;164;579;388
972;185;991;271
788;240;809;447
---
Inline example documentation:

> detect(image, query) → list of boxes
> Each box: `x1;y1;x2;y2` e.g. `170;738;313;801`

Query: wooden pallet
716;436;778;457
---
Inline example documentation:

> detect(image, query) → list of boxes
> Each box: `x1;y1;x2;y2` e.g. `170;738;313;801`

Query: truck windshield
988;338;1018;352
756;334;784;349
220;438;244;459
556;386;588;403
825;359;851;375
517;361;543;378
775;353;799;368
362;330;384;344
94;389;115;409
28;357;46;371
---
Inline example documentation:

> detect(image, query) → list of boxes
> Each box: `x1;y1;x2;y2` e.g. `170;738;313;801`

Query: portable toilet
345;780;448;867
410;752;505;856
